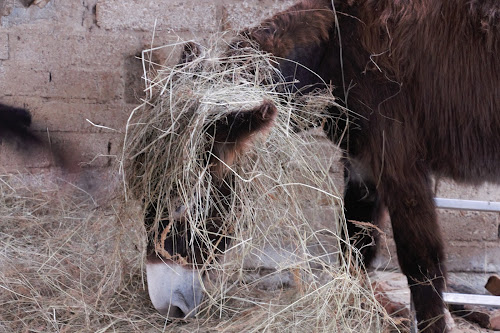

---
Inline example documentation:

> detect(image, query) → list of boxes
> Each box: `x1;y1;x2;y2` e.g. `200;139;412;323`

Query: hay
119;35;397;332
0;36;397;332
0;172;168;332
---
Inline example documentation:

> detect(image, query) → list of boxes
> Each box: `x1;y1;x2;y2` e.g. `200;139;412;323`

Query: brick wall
1;0;498;284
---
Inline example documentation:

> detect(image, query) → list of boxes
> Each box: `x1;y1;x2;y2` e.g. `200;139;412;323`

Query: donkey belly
427;135;500;185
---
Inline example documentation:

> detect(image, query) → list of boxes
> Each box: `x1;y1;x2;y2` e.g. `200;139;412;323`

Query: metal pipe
435;198;500;212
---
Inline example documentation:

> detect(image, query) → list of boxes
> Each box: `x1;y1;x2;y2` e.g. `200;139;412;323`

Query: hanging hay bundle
120;35;396;332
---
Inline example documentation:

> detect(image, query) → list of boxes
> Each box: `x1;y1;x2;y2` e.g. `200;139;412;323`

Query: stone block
47;132;122;168
95;0;218;32
0;131;120;170
447;241;500;273
0;139;51;169
0;97;134;137
0;98;131;133
435;180;500;201
124;54;144;104
438;209;499;242
0;0;15;18
0;1;57;27
8;27;146;69
287;137;343;174
448;272;492;294
0;66;122;102
222;0;297;30
302;206;342;232
374;237;500;274
0;0;96;30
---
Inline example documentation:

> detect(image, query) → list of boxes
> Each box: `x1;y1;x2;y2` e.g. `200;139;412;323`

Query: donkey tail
0;103;40;145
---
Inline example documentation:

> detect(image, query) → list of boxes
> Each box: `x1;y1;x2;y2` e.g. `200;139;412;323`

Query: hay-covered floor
0;168;390;332
0;172;492;333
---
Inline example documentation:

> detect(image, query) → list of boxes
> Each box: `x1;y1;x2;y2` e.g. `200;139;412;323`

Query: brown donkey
146;1;499;331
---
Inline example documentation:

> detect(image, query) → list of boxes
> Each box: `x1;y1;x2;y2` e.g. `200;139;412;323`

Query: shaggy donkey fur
235;0;498;331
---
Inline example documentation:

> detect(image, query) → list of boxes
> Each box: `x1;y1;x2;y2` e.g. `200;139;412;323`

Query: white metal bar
443;292;500;307
435;198;500;212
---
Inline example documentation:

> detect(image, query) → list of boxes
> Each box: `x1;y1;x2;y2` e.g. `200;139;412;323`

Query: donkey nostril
159;305;185;319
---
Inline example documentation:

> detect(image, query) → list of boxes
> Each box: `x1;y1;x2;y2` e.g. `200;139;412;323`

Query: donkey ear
179;42;204;64
210;100;277;178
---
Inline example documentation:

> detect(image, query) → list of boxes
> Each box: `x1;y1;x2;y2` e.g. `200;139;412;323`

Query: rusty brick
370;271;411;325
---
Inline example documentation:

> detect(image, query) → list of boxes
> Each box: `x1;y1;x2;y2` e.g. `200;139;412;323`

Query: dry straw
119;34;396;332
0;172;156;332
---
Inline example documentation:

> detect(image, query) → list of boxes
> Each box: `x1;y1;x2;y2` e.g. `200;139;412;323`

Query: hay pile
119;36;396;332
0;172;165;332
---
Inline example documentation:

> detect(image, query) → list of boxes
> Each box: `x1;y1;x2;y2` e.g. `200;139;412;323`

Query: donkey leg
383;174;446;332
342;161;381;267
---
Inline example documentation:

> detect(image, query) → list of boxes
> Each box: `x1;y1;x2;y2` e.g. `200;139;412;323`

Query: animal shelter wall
0;0;499;280
0;0;297;170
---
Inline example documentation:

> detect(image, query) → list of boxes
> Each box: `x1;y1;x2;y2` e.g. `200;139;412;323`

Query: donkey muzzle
146;257;203;319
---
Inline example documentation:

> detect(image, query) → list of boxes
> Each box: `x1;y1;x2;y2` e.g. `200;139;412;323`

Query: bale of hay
120;35;396;332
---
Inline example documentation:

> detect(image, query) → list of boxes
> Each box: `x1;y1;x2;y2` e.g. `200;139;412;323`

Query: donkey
144;99;278;318
146;0;499;331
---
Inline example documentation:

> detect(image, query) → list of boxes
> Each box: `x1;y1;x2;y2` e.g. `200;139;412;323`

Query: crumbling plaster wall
0;0;498;286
